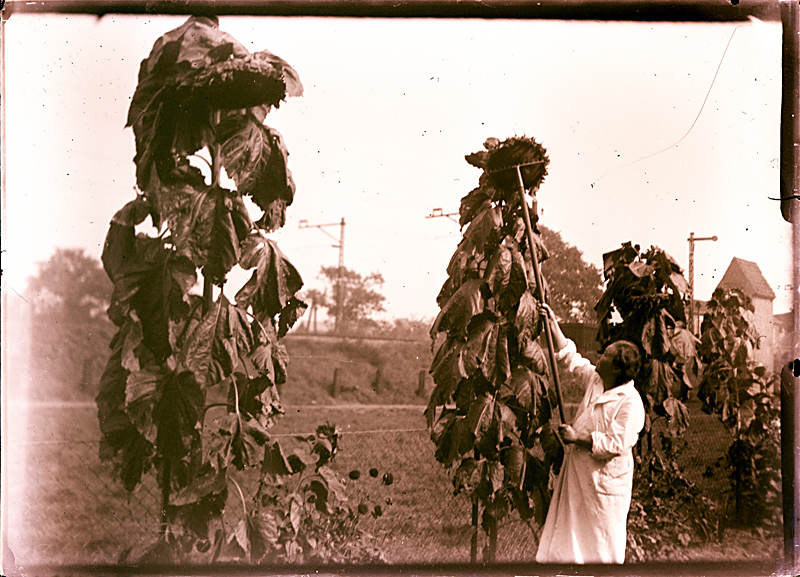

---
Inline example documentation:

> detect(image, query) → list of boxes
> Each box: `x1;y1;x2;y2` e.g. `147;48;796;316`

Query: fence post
417;370;427;397
331;368;339;398
373;367;382;394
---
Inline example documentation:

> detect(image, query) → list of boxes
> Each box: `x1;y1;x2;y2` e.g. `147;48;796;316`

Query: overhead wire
589;22;749;189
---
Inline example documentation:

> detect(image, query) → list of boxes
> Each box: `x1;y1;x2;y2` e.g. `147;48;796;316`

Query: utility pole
299;218;346;333
687;232;717;335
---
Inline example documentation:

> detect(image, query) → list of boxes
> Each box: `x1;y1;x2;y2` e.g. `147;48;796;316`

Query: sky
2;12;794;323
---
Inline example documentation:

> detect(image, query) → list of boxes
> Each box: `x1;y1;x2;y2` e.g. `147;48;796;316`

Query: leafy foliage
697;288;782;529
595;242;698;435
427;136;561;559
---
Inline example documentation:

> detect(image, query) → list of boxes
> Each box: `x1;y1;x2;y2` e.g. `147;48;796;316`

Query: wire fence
4;403;749;568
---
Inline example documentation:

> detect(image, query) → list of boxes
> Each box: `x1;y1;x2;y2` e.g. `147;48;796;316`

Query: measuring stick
514;165;567;425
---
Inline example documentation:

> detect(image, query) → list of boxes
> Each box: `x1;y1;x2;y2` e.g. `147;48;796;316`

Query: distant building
714;257;776;368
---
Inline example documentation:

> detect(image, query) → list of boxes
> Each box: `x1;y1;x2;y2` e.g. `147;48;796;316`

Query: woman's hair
609;340;642;386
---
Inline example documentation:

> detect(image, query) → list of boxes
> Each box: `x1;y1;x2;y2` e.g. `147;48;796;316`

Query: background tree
539;226;603;323
26;248;116;399
315;266;386;333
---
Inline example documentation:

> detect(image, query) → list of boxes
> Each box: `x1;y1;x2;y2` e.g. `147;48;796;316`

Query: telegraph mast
299;218;346;333
687;232;718;334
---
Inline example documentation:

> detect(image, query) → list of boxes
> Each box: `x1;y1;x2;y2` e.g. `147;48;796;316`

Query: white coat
535;339;645;564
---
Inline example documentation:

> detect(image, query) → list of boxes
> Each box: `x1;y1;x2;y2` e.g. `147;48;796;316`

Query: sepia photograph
1;0;796;574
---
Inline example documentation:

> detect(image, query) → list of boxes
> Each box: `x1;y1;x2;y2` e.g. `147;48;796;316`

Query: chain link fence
4;402;749;568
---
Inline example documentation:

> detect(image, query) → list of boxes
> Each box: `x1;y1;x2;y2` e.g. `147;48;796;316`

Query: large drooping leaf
126;362;171;444
425;339;465;427
671;326;700;363
218;115;296;232
167;466;228;542
102;224;196;361
641;309;671;359
514;291;541;350
462;205;502;255
211;412;272;470
433;413;475;467
484;241;512;298
501;441;525;490
153;370;205;490
642;358;675;412
96;324;156;491
662;397;690;437
180;295;254;389
430;278;485;338
466;395;496;450
459;188;492;228
602;242;639;280
236;232;304;322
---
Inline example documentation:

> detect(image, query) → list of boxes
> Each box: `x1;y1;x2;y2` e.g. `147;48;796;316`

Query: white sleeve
555;339;594;379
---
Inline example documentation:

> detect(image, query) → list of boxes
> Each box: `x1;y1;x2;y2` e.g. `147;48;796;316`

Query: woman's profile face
596;343;622;387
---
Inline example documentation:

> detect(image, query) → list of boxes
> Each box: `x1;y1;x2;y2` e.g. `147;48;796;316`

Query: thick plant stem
203;110;223;315
471;498;478;563
160;460;171;536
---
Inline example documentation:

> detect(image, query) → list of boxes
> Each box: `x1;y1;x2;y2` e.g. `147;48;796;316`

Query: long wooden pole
514;166;566;425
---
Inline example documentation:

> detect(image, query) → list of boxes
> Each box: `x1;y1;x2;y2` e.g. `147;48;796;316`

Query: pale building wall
751;296;773;369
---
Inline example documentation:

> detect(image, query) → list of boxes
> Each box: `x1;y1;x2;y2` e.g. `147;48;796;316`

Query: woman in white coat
536;304;645;564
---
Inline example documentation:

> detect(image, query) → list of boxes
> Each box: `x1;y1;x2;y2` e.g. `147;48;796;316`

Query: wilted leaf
431;278;485;338
181;295;254;389
602;242;639;280
262;439;293;476
629;261;655;278
484;242;512;298
218;115;296;232
459;188;492;228
671;326;700;363
485;461;505;495
278;296;307;338
214;412;271;470
454;457;481;493
662;397;690;436
514;291;541;350
641;310;671;358
204;189;254;285
126;363;169;444
643;358;675;412
228;373;284;428
500;367;534;411
154;370;205;489
502;442;525;489
466;395;495;449
236;232;304;322
463;205;502;255
171;462;227;506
